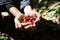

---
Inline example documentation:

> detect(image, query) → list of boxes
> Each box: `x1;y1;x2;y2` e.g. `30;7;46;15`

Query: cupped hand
14;14;23;29
14;10;41;30
14;13;31;29
24;10;41;29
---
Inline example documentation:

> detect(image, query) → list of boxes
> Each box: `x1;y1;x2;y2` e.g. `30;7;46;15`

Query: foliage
0;32;9;40
33;0;60;30
34;0;60;20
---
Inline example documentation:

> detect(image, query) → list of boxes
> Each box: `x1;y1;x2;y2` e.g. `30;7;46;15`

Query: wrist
15;13;24;19
24;6;32;13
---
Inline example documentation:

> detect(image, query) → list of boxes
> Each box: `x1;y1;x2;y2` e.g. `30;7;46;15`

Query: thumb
14;19;22;29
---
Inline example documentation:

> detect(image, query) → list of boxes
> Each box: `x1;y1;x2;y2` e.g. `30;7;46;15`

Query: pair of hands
14;10;41;30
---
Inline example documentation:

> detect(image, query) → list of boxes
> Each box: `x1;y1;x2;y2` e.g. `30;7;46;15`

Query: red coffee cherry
22;15;37;25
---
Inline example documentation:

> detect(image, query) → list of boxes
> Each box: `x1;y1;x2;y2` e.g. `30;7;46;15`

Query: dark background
0;15;60;40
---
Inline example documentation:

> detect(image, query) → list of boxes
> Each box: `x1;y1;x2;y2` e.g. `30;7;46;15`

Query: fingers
15;23;21;29
32;24;36;27
24;25;33;29
21;22;31;26
24;22;36;29
21;22;36;29
24;25;31;29
14;10;41;29
34;17;40;23
14;19;22;29
34;13;41;24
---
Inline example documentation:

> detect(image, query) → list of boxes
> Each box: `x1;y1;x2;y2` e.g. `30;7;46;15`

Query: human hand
14;14;23;28
14;13;31;29
23;10;41;29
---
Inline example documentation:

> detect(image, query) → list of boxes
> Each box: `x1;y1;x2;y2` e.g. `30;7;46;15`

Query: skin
9;6;41;29
23;6;41;29
9;6;24;28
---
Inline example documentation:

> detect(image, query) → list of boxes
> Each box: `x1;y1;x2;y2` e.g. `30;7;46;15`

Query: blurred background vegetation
34;0;60;20
0;0;60;40
33;0;60;30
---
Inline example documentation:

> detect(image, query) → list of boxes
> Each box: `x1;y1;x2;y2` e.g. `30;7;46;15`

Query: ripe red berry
21;15;37;25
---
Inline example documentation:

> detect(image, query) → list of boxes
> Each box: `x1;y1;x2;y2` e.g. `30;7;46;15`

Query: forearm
5;1;23;17
9;6;23;17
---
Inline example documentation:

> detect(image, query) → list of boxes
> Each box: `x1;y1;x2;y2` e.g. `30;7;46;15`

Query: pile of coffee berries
22;15;37;25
